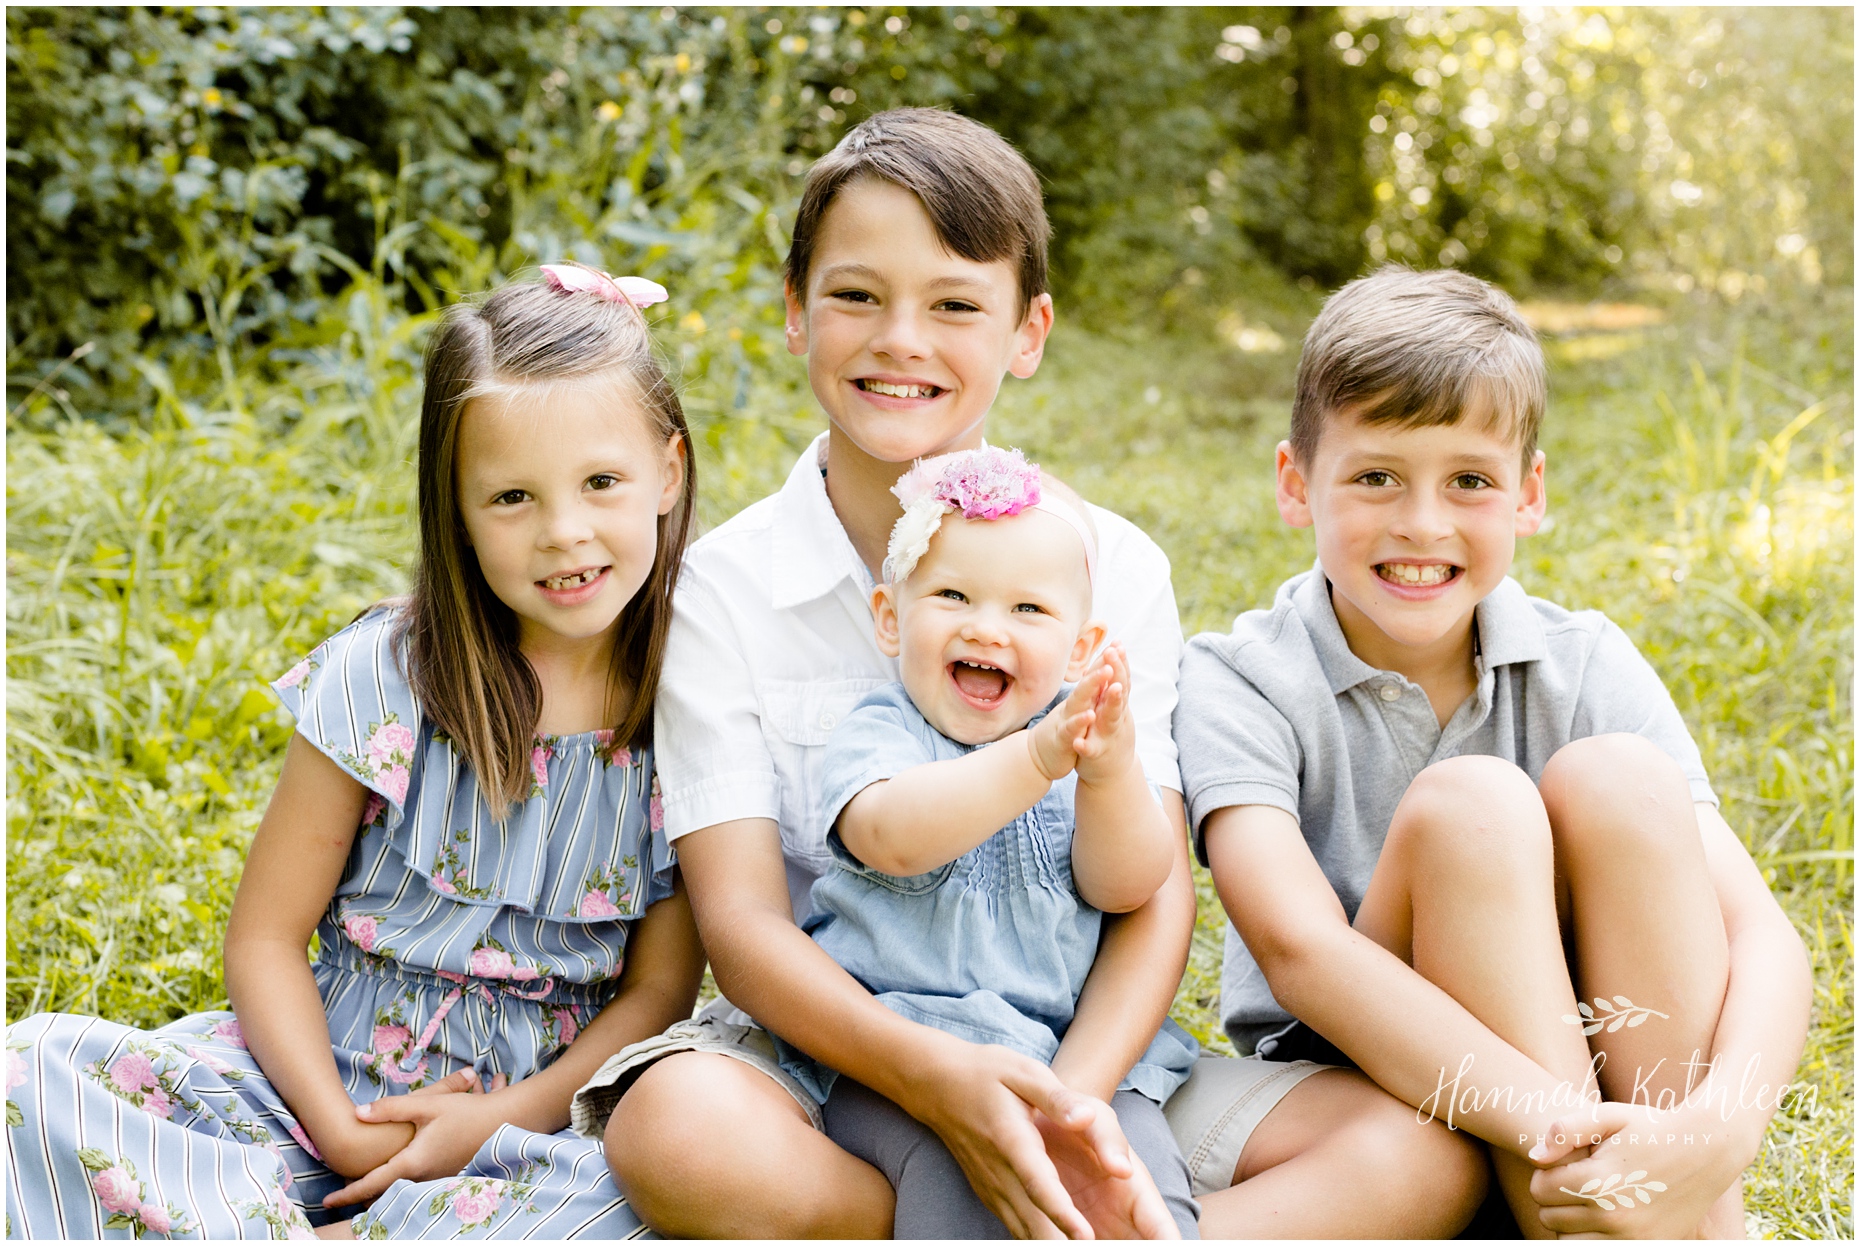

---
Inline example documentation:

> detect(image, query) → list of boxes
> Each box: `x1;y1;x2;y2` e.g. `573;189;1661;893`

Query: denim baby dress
777;682;1198;1105
5;606;673;1238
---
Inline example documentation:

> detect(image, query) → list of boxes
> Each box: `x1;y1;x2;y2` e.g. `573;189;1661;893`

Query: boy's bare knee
604;1051;863;1237
1388;755;1548;873
603;1052;745;1191
1341;1090;1488;1229
1542;732;1680;799
1542;733;1697;856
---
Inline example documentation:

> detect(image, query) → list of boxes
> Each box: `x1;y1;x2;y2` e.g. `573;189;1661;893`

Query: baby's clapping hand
1068;645;1137;787
1027;644;1134;785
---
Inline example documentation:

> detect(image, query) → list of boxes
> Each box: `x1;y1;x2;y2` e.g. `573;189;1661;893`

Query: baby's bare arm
838;731;1059;876
1070;647;1174;912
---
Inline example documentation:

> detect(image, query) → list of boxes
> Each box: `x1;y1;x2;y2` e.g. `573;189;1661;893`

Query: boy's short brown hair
785;108;1050;310
1291;267;1546;467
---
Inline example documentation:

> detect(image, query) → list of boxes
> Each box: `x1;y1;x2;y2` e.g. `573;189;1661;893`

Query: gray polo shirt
1176;567;1716;1055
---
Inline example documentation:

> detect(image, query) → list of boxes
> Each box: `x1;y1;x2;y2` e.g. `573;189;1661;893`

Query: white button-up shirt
656;433;1185;921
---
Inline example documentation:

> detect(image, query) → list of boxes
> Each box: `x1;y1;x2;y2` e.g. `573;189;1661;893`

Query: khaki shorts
1162;1054;1333;1196
573;1009;1332;1199
570;1002;822;1139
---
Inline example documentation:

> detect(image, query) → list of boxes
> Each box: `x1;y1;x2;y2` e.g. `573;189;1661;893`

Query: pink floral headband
884;446;1098;585
540;263;668;311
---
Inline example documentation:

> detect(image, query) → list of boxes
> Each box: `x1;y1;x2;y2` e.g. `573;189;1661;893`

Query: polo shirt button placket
1378;683;1402;702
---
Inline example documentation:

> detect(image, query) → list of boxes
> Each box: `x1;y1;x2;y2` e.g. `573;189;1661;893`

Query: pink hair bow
540;263;669;309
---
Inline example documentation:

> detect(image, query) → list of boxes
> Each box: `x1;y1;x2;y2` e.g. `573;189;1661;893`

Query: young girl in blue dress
5;266;705;1239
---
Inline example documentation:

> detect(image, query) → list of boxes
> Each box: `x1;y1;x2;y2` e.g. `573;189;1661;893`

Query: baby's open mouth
1377;563;1459;587
856;379;944;399
949;659;1010;705
540;567;607;591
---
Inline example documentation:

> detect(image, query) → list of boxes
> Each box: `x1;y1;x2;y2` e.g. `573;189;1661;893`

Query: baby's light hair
402;276;696;817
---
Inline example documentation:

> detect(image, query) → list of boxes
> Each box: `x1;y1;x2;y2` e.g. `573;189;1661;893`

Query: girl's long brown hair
401;275;696;818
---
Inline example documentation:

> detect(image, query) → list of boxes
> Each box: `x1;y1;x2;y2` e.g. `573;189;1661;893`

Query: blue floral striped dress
6;607;669;1239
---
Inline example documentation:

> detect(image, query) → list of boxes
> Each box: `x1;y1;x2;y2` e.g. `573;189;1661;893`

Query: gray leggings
822;1077;1201;1239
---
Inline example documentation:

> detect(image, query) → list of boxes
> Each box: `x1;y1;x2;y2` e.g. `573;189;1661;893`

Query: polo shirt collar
1291;567;1385;695
1292;565;1548;695
1471;575;1549;670
770;431;872;611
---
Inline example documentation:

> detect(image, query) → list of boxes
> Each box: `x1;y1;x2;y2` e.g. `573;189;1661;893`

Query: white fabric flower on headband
883;446;1097;584
540;264;669;309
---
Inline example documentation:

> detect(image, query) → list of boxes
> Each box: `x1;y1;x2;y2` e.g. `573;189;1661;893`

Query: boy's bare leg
1540;733;1739;1236
605;1051;894;1237
1198;1067;1487;1238
1351;755;1599;1239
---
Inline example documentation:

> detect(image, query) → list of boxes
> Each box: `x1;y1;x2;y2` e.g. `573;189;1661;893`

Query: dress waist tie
399;972;558;1073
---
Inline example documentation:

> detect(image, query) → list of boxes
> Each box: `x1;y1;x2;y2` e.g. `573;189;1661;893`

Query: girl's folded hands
321;1068;506;1209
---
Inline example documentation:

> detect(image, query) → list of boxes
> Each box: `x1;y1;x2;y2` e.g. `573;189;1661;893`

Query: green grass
7;289;1851;1237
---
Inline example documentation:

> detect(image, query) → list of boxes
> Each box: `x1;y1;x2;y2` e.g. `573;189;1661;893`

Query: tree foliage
7;5;1852;417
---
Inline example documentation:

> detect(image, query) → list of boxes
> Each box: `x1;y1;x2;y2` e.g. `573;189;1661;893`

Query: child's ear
1065;620;1109;681
1007;292;1055;380
871;585;903;658
657;432;688;516
1275;440;1314;528
783;278;809;358
1515;449;1548;536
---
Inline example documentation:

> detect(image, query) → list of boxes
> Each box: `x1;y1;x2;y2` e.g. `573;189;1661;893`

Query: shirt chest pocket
757;677;885;864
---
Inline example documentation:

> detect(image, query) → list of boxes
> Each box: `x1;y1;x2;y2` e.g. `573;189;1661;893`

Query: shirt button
819;712;838;730
1378;684;1402;702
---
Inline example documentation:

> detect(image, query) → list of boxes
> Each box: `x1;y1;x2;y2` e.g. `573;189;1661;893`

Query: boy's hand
916;1041;1126;1240
322;1068;504;1209
1036;1096;1180;1239
1028;660;1114;782
1068;645;1138;789
1527;1101;1750;1238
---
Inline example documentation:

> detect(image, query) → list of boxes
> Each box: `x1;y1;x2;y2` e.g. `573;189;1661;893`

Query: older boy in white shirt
573;113;1477;1239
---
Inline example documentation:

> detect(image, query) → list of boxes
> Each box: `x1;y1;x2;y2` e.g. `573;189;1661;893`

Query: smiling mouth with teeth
950;659;1011;704
857;379;944;399
1377;563;1459;587
541;567;606;591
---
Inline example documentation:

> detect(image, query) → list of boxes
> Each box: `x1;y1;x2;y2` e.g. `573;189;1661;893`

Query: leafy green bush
1357;8;1854;295
10;6;1852;417
6;6;848;420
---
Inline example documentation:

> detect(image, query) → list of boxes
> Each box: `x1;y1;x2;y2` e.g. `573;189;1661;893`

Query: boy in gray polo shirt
1176;267;1810;1238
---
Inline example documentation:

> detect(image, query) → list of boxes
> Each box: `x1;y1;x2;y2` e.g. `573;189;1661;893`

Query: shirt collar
1470;575;1549;670
1290;568;1385;695
769;431;872;611
1291;565;1548;695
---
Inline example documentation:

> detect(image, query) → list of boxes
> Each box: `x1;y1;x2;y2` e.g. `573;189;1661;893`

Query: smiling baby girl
771;445;1201;1238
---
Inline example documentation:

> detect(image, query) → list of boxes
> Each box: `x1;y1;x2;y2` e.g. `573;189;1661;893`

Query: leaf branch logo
1563;996;1669;1036
1560;1170;1666;1211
